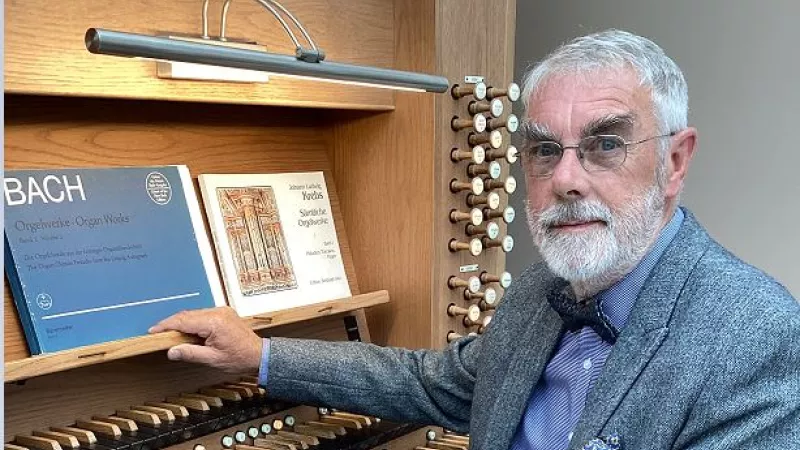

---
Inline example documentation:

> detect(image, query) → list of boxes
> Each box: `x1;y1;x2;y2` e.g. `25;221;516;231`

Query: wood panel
328;0;437;349
430;0;518;348
4;94;362;360
5;313;360;438
5;0;395;110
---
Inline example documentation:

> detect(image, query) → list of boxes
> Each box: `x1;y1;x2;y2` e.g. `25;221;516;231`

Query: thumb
167;343;218;365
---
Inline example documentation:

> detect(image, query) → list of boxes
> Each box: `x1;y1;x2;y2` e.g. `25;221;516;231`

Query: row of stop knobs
448;81;520;257
445;271;511;327
446;80;520;343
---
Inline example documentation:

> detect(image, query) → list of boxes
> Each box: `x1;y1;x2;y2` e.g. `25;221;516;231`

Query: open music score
6;374;458;450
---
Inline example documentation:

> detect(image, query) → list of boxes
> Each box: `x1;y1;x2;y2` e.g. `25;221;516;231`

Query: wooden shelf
4;290;388;383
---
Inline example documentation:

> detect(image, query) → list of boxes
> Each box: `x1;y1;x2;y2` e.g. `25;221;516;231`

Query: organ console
6;2;515;449
450;146;486;164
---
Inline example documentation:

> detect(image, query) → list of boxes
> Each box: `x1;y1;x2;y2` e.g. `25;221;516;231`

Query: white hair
521;29;688;155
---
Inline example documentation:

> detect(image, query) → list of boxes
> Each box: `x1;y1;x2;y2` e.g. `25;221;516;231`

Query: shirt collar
598;207;685;331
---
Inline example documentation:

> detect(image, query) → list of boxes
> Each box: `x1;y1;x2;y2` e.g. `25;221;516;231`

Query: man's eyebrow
580;113;636;137
521;121;561;142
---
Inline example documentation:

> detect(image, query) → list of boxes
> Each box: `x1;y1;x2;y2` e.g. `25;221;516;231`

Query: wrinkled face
522;68;669;284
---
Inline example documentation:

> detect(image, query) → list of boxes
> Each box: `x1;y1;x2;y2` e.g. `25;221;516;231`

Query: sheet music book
3;165;225;354
198;171;351;317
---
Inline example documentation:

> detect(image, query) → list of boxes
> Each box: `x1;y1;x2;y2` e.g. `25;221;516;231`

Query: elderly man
151;30;800;450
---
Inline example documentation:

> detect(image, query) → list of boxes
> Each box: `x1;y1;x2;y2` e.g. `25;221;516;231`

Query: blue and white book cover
3;165;226;354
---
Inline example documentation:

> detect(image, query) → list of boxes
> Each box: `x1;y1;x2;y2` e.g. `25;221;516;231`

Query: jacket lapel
479;300;563;450
568;209;712;447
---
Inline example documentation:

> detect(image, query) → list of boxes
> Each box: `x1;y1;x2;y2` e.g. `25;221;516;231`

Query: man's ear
664;127;697;198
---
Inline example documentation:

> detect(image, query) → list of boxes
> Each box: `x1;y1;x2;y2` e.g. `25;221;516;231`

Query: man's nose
550;148;590;200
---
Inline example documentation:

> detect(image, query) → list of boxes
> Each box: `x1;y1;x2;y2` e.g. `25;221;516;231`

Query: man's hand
149;307;263;374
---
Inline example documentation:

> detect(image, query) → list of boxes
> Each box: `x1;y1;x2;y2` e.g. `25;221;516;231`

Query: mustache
532;200;614;230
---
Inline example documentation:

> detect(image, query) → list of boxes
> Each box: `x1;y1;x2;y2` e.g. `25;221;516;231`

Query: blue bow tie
547;278;619;344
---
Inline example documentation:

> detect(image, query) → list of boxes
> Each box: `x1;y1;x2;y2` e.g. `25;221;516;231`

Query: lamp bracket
202;0;326;62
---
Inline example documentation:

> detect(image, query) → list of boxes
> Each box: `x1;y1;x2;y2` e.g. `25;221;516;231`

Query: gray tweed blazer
264;208;800;449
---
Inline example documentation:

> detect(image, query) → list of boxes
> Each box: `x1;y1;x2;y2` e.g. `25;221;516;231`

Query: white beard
526;184;665;297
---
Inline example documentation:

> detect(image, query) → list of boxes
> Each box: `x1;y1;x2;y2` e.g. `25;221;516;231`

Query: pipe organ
4;0;516;449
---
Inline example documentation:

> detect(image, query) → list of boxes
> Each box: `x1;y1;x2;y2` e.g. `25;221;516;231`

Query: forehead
526;68;654;135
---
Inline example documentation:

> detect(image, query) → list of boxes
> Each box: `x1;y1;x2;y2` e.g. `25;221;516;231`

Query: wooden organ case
4;0;517;449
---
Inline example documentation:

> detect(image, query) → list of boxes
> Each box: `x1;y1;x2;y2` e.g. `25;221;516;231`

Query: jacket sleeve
675;302;800;450
263;333;482;432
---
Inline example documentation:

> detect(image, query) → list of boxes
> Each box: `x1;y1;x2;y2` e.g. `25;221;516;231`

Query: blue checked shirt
510;208;684;450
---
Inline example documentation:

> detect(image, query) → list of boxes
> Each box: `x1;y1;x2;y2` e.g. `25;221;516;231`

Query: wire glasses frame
525;132;676;178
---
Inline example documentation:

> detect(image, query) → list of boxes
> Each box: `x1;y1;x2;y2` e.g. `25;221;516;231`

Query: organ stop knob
450;146;486;164
486;82;521;101
449;208;483;226
450;82;487;100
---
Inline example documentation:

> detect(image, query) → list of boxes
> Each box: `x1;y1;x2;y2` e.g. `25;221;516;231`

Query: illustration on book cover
216;186;297;296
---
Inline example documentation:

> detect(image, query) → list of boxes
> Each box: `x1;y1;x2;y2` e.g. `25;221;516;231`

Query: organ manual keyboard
7;375;443;450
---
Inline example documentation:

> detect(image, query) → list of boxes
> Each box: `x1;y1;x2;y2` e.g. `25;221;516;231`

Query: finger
149;308;218;336
166;343;218;365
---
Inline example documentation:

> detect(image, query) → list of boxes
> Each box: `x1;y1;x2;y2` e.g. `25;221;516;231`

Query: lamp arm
263;0;319;51
216;0;325;62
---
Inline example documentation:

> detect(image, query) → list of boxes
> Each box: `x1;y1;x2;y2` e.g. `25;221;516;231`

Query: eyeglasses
524;132;675;178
